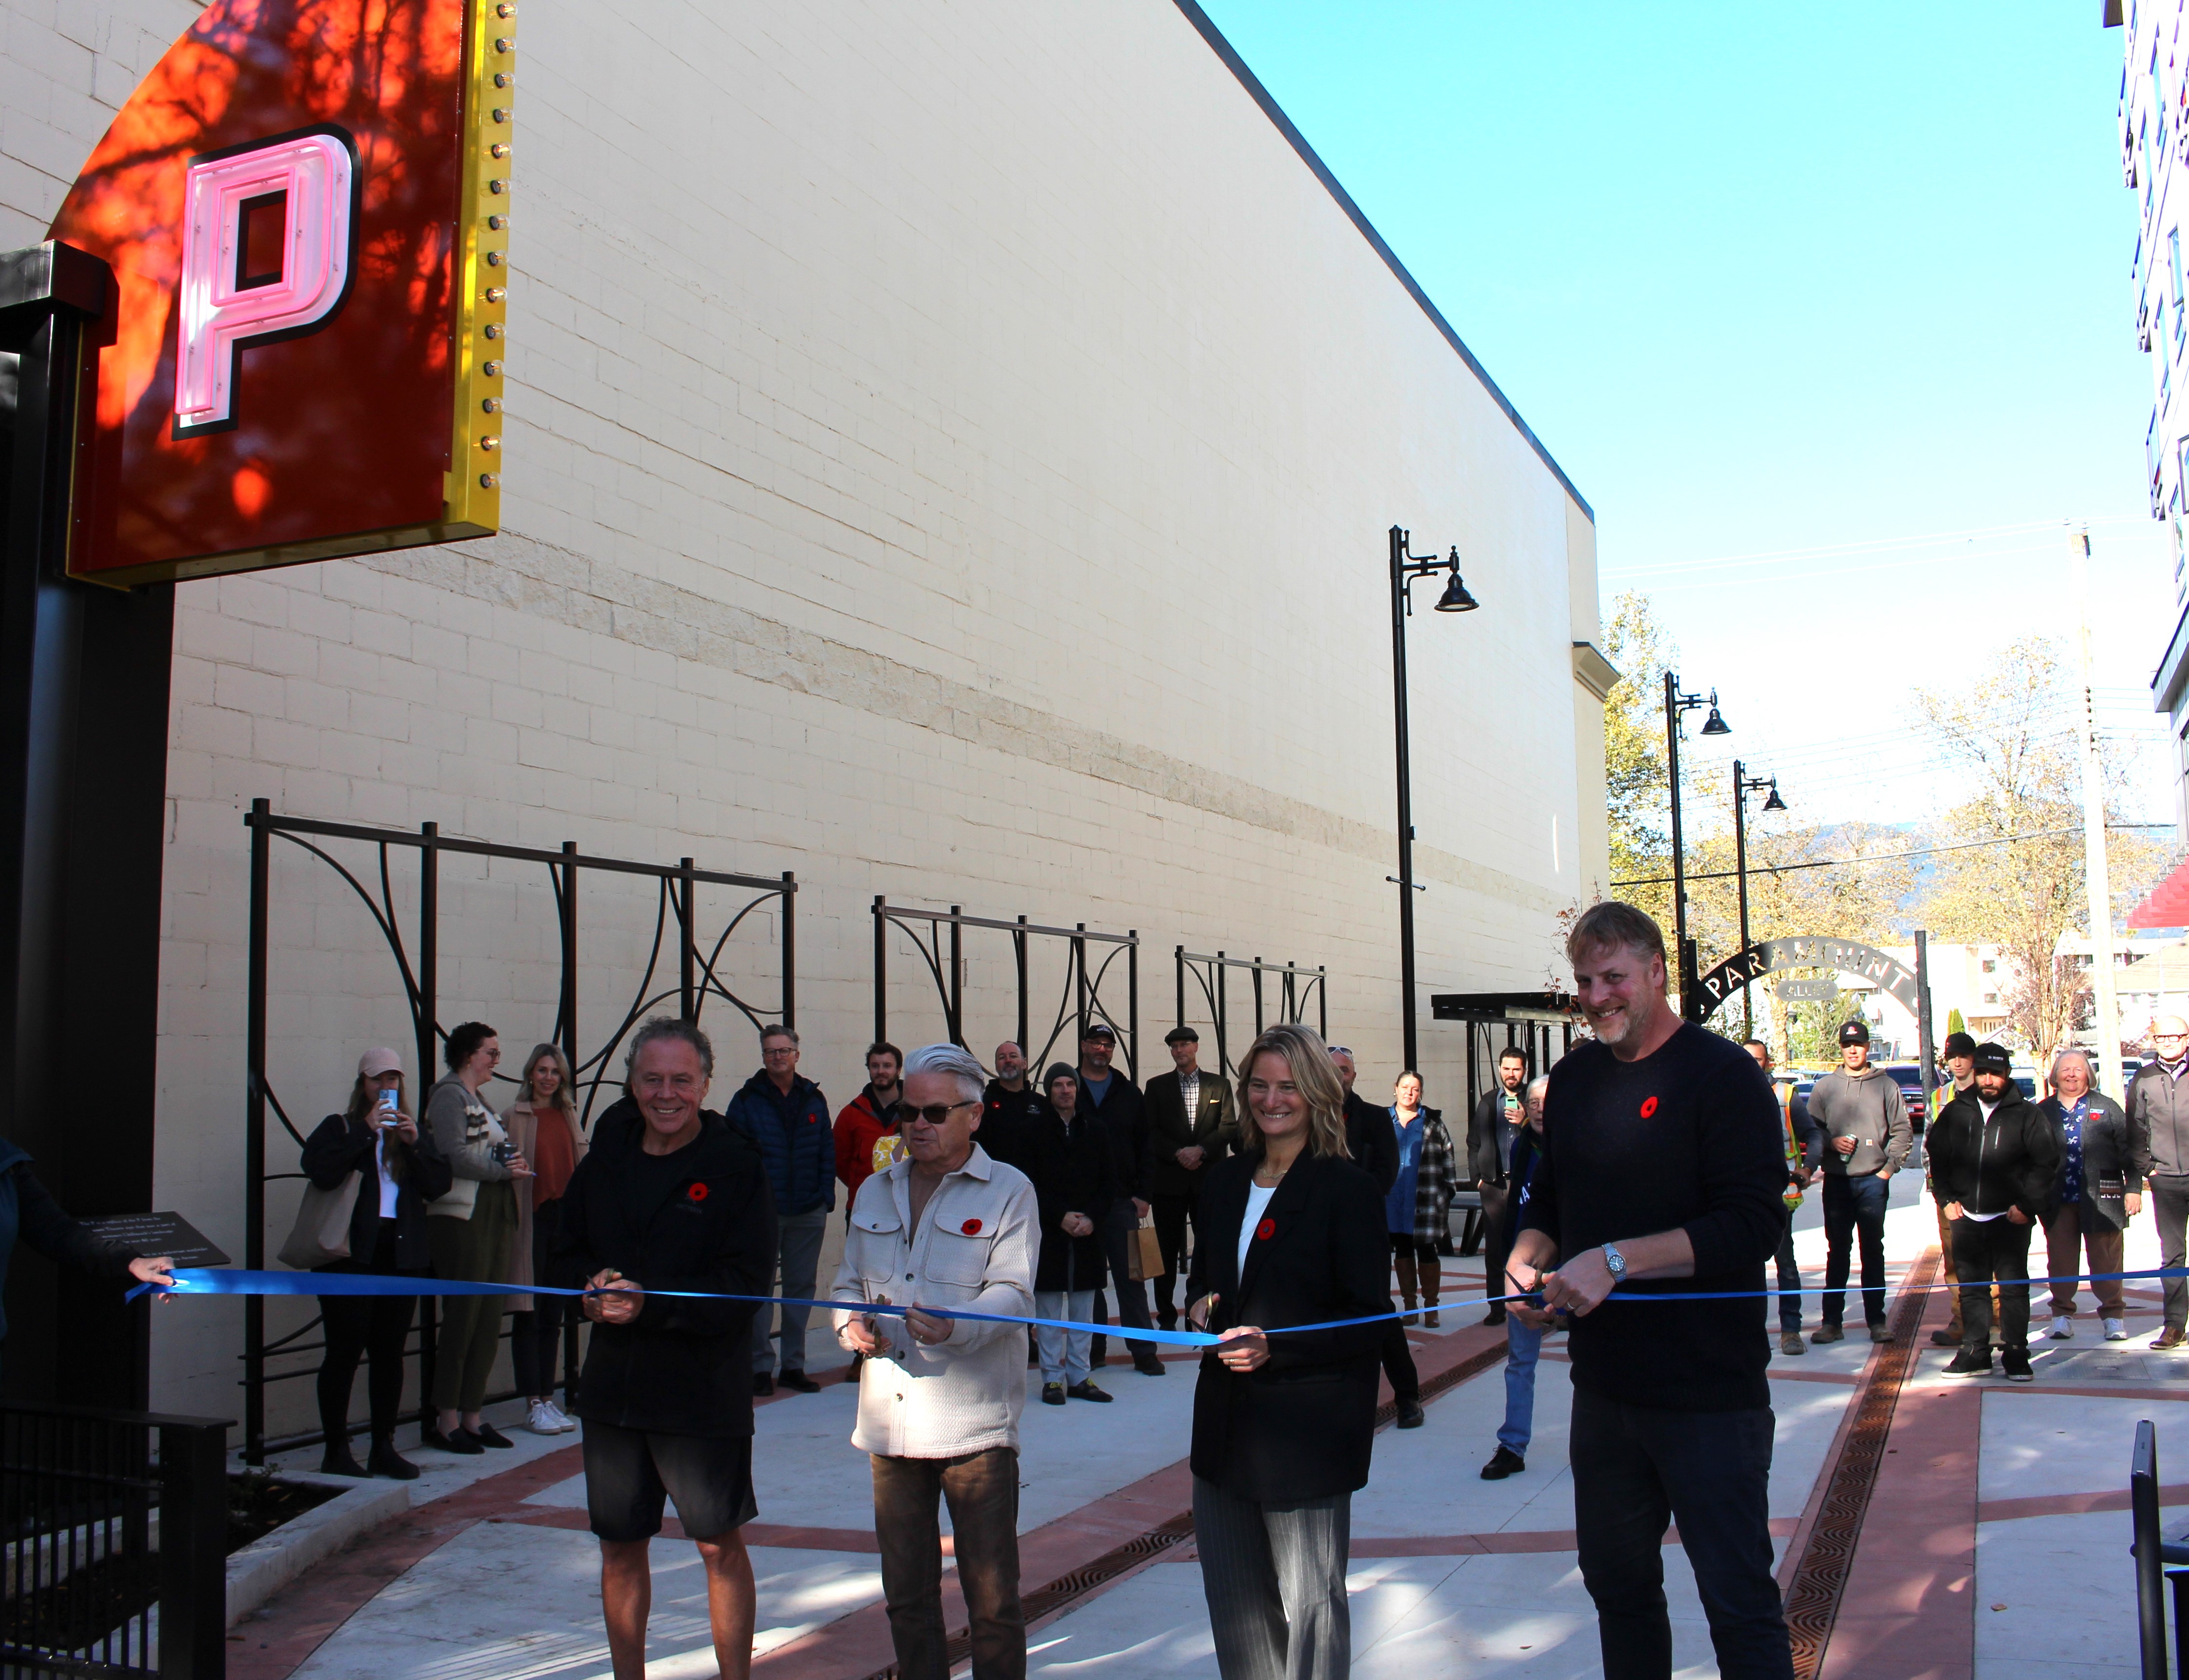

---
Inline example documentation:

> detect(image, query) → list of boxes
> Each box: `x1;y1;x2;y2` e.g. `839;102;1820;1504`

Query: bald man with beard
2131;1015;2189;1349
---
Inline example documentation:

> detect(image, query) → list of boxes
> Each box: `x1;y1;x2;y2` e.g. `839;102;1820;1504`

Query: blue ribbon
132;1265;2189;1344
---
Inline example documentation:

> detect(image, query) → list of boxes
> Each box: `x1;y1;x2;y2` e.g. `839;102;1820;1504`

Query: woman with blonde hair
506;1042;587;1434
1184;1023;1390;1680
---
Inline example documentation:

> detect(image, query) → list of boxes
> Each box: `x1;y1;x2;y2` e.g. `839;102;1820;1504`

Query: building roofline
1170;0;1594;523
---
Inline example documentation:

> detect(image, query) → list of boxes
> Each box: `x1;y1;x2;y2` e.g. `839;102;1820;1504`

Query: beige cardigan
502;1099;589;1311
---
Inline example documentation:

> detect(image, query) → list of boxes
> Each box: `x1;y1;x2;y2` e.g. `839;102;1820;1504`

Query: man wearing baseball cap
1926;1031;1980;1346
1075;1022;1161;1376
1928;1042;2060;1379
1806;1020;1912;1344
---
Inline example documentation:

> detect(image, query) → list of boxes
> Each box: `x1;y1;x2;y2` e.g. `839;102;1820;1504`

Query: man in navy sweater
1509;902;1791;1680
724;1024;833;1396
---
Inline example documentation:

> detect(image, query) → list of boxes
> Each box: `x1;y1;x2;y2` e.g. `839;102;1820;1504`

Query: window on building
1982;958;1997;973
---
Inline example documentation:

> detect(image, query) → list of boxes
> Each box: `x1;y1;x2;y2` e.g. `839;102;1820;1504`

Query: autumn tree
1601;592;1675;936
1911;636;2163;1063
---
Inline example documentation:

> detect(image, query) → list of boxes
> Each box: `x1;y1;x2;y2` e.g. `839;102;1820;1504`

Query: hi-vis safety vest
1780;1083;1806;1211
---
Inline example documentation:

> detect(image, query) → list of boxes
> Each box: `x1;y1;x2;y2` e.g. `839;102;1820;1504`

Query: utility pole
2074;527;2125;1102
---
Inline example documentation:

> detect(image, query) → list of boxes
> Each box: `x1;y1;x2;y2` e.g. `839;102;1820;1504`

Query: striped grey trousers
1191;1475;1351;1680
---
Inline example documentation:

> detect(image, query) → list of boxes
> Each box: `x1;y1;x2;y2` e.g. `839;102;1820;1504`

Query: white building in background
14;1;1610;1427
2116;0;2189;837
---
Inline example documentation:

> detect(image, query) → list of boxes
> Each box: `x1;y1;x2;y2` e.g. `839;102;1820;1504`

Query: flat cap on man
1163;1026;1199;1046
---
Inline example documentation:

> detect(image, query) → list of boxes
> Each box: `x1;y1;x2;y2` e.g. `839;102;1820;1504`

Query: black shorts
581;1420;758;1543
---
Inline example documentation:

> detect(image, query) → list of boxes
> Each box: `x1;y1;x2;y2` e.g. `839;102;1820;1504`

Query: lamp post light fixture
1662;672;1729;1021
1731;760;1784;1041
1388;524;1478;1070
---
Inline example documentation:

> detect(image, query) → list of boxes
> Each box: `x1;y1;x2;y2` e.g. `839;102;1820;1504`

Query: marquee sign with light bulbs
46;0;516;585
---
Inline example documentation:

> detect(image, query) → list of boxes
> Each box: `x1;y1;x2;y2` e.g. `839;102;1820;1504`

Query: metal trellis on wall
240;801;796;1463
871;899;1139;1080
1173;950;1327;1082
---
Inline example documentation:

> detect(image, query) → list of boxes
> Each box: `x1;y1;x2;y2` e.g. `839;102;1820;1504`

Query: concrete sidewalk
226;1176;2179;1679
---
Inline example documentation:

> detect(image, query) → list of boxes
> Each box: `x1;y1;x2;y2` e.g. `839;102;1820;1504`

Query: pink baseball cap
358;1047;404;1078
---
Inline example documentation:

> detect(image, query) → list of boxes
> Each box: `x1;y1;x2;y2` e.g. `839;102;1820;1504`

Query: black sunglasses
903;1099;978;1126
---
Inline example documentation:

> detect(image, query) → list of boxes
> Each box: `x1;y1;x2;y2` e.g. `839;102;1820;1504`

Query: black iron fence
1173;950;1327;1082
871;900;1138;1081
2133;1417;2189;1678
0;1403;228;1680
242;803;796;1462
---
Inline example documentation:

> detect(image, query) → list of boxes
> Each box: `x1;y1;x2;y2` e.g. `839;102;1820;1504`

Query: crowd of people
272;903;2189;1680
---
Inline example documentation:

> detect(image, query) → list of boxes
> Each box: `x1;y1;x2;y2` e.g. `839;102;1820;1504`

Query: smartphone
377;1088;398;1125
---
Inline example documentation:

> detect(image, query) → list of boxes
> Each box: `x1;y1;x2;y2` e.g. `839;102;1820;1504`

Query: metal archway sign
1692;937;1922;1021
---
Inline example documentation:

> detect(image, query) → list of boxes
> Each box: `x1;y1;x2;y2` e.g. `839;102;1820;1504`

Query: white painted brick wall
11;0;1607;1424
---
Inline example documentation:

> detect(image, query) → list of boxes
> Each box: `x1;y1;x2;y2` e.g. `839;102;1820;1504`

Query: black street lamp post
1730;758;1785;1040
1662;671;1728;1021
1388;524;1477;1070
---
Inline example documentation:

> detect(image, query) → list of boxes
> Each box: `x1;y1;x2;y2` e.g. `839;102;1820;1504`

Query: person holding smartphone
300;1048;452;1477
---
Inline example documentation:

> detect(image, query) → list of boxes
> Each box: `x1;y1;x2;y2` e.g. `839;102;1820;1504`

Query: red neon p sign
173;128;357;439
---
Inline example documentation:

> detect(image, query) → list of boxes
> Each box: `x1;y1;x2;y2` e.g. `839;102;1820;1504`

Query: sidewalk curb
227;1480;411;1628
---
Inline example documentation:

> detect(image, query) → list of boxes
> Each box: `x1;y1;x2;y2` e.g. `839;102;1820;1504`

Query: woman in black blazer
1185;1023;1390;1680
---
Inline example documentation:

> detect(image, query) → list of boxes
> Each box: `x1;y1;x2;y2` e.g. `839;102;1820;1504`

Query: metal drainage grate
1784;1246;1941;1679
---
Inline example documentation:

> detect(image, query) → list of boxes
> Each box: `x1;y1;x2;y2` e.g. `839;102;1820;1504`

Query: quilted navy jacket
724;1070;835;1215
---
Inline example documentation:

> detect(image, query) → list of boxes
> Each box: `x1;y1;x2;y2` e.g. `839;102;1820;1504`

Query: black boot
367;1436;421;1480
319;1437;367;1478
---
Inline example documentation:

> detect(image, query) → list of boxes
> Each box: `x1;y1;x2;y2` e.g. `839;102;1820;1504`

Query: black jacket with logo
551;1112;776;1437
979;1079;1049;1174
1928;1086;2061;1221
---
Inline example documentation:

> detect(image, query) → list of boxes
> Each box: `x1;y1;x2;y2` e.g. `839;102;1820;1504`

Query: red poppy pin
1255;1216;1276;1242
1640;1096;1659;1119
960;1217;983;1235
686;1182;709;1203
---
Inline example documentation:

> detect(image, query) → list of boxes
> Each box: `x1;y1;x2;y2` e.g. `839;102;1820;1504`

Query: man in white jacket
832;1042;1040;1680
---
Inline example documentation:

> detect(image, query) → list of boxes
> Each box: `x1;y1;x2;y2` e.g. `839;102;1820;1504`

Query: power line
1609;824;2174;888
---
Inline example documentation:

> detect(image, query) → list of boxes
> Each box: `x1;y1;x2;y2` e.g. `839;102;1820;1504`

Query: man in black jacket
1143;1026;1237;1332
1331;1046;1422;1428
1467;1047;1531;1328
1077;1023;1161;1376
1929;1042;2061;1381
979;1040;1045;1172
554;1017;777;1680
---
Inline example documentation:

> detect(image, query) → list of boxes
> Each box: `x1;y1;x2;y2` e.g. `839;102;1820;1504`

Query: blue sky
1197;0;2174;829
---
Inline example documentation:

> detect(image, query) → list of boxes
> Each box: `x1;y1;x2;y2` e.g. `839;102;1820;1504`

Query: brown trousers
2040;1202;2125;1316
1934;1199;1963;1333
872;1446;1023;1680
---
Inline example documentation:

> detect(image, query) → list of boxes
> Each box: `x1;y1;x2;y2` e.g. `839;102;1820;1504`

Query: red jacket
835;1085;905;1201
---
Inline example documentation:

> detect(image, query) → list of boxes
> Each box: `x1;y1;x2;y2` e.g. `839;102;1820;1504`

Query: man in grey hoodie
1807;1021;1912;1344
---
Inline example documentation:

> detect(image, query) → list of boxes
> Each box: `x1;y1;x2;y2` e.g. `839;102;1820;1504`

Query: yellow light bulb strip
442;0;514;532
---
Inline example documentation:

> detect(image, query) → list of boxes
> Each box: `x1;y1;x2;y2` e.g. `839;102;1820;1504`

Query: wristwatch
1602;1243;1628;1282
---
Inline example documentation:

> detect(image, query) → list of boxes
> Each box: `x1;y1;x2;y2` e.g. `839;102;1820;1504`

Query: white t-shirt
1238;1182;1277;1278
375;1123;400;1218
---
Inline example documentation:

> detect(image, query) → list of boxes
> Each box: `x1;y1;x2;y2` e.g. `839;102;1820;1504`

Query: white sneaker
526;1400;562;1435
546;1400;577;1432
2046;1316;2074;1340
2105;1318;2128;1341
